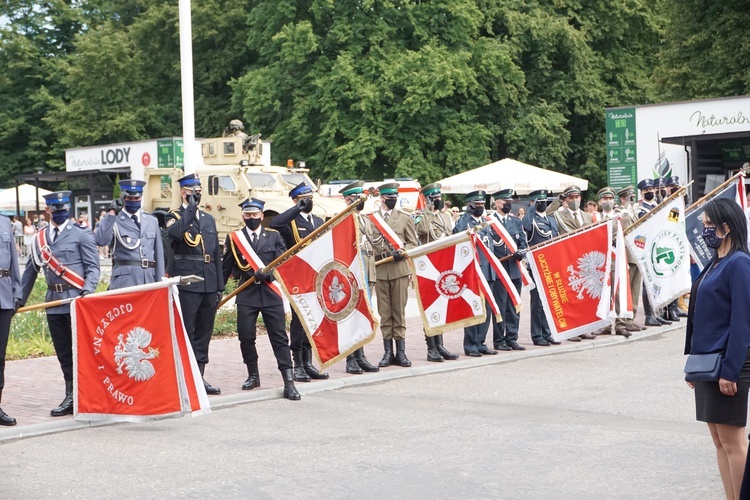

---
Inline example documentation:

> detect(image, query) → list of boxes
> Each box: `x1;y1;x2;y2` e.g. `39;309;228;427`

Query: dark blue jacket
490;212;527;280
454;212;496;282
684;251;750;382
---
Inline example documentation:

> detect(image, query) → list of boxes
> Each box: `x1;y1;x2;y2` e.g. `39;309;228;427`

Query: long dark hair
703;198;749;256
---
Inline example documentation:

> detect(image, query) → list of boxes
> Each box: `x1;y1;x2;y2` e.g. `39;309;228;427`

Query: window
223;141;236;155
246;172;277;190
207;175;236;195
281;173;314;188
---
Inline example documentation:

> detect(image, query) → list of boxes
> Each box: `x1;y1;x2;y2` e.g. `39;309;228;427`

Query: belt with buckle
377;252;392;261
48;283;73;292
174;254;213;263
0;269;9;278
114;259;156;269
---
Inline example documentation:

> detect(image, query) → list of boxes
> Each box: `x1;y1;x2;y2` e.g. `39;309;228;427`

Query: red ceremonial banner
526;222;612;341
73;284;209;421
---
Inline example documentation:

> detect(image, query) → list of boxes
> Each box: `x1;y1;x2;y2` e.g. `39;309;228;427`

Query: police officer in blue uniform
94;179;165;289
270;182;329;382
222;198;300;400
522;189;561;346
489;189;527;351
454;190;498;357
636;178;657;219
0;214;22;425
21;191;101;416
165;174;224;395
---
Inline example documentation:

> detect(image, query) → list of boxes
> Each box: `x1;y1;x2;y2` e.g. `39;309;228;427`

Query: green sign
606;108;637;191
157;139;185;168
718;140;750;163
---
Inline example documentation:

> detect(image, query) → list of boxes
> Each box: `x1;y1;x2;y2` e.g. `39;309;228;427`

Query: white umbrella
439;158;588;196
0;184;52;211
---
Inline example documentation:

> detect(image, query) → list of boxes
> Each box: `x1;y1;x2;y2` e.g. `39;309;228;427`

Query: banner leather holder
17;275;204;314
218;195;366;308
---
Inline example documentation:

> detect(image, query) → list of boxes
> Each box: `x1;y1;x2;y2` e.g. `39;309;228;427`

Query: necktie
251;232;258;247
383;212;389;222
131;214;141;230
53;227;59;242
573;211;580;226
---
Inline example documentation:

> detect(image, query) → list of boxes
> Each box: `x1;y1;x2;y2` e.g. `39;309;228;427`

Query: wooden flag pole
623;182;692;236
374;224;490;266
218;196;366;308
686;172;745;213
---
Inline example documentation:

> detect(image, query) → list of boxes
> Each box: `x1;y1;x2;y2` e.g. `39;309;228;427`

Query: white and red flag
484;215;534;289
611;219;633;319
526;221;613;341
72;280;209;422
274;213;379;369
409;232;494;336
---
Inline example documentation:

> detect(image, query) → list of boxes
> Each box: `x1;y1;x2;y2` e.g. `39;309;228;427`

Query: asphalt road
1;329;725;499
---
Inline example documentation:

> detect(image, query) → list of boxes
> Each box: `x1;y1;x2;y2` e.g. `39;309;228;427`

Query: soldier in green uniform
415;183;459;361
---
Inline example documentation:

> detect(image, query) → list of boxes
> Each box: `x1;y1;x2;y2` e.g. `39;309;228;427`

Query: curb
0;322;683;442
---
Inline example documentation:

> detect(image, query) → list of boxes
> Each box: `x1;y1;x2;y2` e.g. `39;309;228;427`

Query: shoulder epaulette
265;227;279;233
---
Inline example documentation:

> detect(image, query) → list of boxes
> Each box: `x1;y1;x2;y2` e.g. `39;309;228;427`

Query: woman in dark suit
685;198;750;500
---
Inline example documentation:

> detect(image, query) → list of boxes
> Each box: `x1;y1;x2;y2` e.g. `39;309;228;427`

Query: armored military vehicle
142;133;346;241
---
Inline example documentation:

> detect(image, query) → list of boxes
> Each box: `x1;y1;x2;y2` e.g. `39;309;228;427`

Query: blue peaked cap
119;179;146;195
44;191;72;210
289;182;313;199
178;173;201;187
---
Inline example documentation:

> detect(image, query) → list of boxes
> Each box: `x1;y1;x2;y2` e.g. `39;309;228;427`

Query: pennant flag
626;196;691;310
471;232;521;308
410;237;489;336
526;221;613;341
611;219;633;319
484;216;534;289
685;176;746;270
274;213;379;369
72;282;210;422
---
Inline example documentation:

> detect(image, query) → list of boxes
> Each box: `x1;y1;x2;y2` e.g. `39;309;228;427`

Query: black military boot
425;335;443;362
354;348;379;372
302;349;329;380
667;301;681;321
0;389;16;426
346;354;364;374
434;334;459;360
292;350;311;382
50;380;74;417
642;289;661;327
394;339;412;367
657;308;672;325
198;363;221;395
281;369;301;401
379;339;394;367
242;362;260;390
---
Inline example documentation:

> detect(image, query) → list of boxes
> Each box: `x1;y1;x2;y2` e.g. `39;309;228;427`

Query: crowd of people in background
9;211;112;259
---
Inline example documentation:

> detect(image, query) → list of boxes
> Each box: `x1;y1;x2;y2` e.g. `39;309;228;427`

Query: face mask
660;190;667;198
432;199;443;211
535;200;547;212
600;201;614;212
383;198;397;210
643;192;655;202
51;210;69;225
470;205;484;217
302;199;313;213
245;217;261;230
568;200;580;211
669;188;678;195
187;192;202;205
701;226;724;249
501;204;512;214
124;200;141;213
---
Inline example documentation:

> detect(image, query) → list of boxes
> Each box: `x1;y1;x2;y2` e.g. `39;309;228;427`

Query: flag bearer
0;213;22;425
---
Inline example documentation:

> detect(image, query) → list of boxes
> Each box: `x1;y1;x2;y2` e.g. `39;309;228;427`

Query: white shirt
50;219;69;242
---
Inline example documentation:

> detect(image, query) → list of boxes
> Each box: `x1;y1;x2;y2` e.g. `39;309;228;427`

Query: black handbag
684;352;722;382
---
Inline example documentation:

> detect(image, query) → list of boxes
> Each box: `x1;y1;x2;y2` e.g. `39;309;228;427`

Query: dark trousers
0;309;14;389
179;290;218;365
238;304;292;371
464;299;492;353
47;313;74;382
530;287;552;342
289;311;311;352
492;278;522;345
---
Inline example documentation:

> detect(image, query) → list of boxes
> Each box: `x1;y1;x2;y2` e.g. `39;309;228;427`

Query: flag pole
17;276;203;313
497;217;613;263
686;172;745;213
374;226;481;266
218;196;366;308
623;183;692;236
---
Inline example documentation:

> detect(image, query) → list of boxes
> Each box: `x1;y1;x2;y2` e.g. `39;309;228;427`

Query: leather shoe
464;350;482;357
624;323;641;332
548;338;561;345
532;339;550;346
50;394;73;417
478;347;498;355
568;336;582;342
579;333;596;340
242;376;260;390
0;408;16;426
645;316;662;327
657;316;672;325
615;327;632;337
506;340;526;351
493;343;512;351
633;322;647;331
595;327;611;335
203;379;221;395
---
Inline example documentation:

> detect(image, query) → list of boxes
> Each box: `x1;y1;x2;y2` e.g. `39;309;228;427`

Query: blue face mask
701;226;724;249
124;200;141;213
51;210;69;225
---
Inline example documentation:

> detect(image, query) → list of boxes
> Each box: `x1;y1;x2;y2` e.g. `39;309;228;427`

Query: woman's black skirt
695;350;750;427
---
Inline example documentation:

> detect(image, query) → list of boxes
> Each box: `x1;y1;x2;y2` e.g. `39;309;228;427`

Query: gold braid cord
291;220;302;244
228;234;254;272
